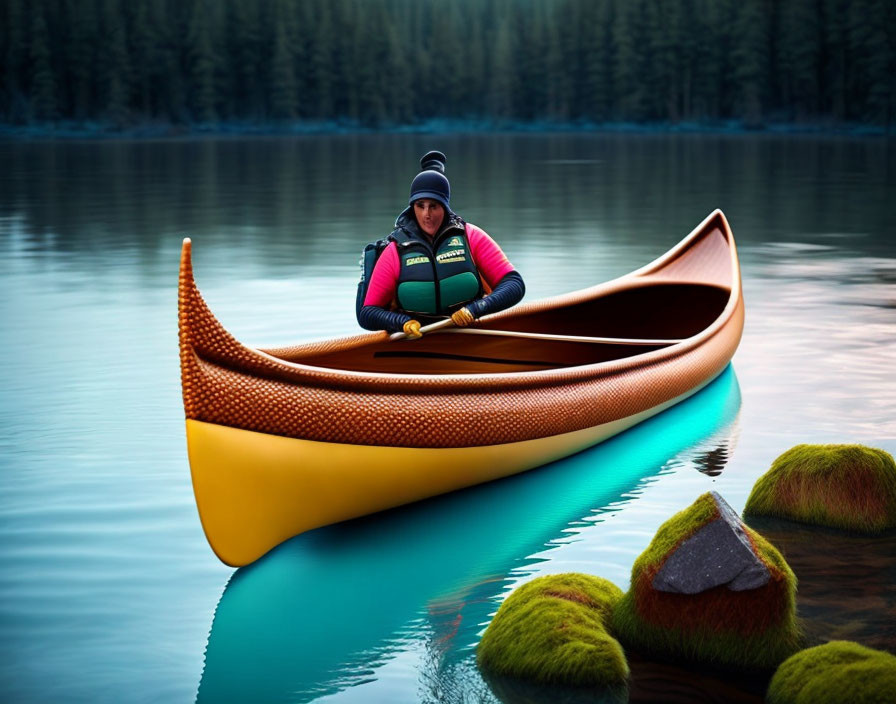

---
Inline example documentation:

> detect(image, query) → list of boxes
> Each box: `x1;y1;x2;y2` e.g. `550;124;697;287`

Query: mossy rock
743;444;896;533
767;641;896;703
611;492;801;670
477;573;628;689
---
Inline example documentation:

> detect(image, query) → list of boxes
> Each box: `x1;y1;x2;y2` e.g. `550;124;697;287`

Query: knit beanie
408;150;450;210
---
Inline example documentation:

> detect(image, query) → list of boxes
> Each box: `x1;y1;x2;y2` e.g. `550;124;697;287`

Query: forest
2;0;894;132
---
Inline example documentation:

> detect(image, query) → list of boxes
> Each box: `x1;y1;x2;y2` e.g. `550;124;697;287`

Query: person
357;151;525;339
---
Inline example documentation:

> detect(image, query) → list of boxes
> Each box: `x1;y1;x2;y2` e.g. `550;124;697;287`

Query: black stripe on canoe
372;350;566;367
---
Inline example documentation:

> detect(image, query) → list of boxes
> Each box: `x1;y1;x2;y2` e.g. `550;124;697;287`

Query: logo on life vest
446;237;463;247
436;248;466;263
405;256;430;266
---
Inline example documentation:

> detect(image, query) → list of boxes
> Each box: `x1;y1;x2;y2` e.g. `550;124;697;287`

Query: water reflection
744;518;896;652
484;671;628;704
692;445;730;477
1;134;894;276
196;367;741;703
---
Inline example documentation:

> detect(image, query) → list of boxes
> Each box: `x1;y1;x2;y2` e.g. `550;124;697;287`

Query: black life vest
394;216;482;317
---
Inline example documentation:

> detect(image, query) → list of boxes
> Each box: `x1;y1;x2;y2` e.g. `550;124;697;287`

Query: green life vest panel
395;229;481;316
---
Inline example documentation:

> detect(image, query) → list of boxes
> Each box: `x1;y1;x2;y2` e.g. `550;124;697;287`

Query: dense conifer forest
2;0;894;132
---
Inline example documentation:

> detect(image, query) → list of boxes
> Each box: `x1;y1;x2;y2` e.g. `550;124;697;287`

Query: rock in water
477;573;628;689
611;492;801;670
767;641;896;704
653;493;770;593
744;444;896;533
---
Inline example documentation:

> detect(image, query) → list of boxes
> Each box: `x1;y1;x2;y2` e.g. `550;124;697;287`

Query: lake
1;132;894;703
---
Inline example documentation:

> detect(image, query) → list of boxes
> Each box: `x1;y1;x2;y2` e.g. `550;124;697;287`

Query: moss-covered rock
477;573;628;688
767;641;896;704
611;492;801;669
743;444;896;533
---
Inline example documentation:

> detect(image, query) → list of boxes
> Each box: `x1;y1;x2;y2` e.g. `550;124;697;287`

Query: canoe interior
484;282;731;338
275;282;730;375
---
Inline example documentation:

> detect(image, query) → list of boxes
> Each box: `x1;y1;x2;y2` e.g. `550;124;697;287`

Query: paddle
389;319;681;346
440;328;683;346
388;317;456;341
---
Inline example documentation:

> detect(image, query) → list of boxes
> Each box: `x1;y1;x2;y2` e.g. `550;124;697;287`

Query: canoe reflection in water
196;366;741;704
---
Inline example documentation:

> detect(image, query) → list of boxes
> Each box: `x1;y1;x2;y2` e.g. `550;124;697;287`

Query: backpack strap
355;230;412;320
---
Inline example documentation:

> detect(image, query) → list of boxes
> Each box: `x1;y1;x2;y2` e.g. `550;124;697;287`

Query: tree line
2;0;894;131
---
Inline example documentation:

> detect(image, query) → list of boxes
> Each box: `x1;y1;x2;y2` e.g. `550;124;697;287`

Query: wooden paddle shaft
444;328;683;346
390;319;680;346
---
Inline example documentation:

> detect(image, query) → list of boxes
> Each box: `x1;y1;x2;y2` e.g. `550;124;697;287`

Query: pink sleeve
466;223;515;289
362;241;400;307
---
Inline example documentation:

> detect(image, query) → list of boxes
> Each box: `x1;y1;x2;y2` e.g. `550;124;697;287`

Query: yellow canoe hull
186;379;712;567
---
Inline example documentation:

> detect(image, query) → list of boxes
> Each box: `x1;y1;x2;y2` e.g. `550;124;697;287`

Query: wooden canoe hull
179;210;744;566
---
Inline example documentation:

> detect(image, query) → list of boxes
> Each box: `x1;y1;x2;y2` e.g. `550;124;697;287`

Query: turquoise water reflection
198;367;741;703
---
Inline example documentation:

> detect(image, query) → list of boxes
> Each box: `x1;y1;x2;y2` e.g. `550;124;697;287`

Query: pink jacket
363;223;515;308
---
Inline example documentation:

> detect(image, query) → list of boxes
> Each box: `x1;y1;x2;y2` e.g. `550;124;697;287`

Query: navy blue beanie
408;150;450;210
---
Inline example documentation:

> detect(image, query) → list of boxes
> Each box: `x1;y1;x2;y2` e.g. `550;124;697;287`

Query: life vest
394;217;482;317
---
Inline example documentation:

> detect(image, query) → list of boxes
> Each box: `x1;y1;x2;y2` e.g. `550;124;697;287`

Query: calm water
1;133;894;703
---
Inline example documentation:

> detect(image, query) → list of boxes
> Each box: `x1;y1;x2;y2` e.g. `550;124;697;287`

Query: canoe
179;209;743;567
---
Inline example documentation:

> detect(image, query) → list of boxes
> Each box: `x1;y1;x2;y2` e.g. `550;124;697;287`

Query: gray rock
652;492;770;594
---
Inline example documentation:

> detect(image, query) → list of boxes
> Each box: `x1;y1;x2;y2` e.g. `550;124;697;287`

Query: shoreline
0;118;892;141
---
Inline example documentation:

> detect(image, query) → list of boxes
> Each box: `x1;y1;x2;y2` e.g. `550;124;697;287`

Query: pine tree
228;0;261;119
545;0;570;121
270;0;297;120
449;0;478;118
330;0;358;121
613;0;648;121
425;1;463;119
131;0;154;118
686;0;717;120
290;0;311;119
408;0;435;119
354;0;389;126
0;3;7;114
778;0;822;120
488;18;515;122
99;0;131;126
731;0;768;126
383;19;411;124
187;0;218;122
30;4;58;121
579;0;613;123
305;4;329;118
693;0;726;120
862;0;895;127
818;0;844;122
66;0;97;120
2;0;28;122
644;0;678;121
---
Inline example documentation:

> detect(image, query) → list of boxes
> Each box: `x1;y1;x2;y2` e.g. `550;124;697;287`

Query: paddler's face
414;199;445;237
